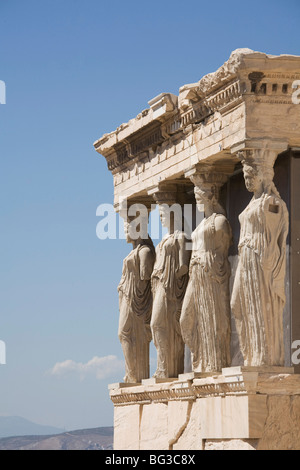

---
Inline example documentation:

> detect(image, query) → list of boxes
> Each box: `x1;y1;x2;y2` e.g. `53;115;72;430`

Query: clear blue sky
0;0;299;431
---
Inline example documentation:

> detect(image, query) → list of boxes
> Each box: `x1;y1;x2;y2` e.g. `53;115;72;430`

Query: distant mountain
0;416;64;439
0;426;114;450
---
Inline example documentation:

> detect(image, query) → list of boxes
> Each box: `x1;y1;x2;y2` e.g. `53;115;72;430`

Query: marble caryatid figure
150;192;190;378
180;172;232;373
231;149;289;367
118;205;155;383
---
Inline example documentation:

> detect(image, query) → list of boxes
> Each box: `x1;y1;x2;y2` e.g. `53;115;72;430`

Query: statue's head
154;189;181;233
191;171;227;216
239;151;276;196
242;163;263;194
122;203;150;244
158;204;170;228
194;183;217;210
157;203;183;232
124;219;134;243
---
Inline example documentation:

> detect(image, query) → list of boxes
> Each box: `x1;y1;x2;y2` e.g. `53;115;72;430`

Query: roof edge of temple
93;48;300;164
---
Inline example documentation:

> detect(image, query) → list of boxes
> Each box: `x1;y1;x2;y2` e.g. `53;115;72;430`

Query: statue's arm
214;215;232;250
176;233;191;278
261;196;288;273
211;215;232;281
139;246;155;281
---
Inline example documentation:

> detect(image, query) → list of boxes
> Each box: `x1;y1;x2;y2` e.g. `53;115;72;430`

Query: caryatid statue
231;148;289;367
180;171;232;373
150;190;191;379
118;203;155;383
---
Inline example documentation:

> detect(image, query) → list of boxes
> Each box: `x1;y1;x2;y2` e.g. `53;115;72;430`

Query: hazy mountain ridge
0;426;114;450
0;417;113;450
0;416;64;438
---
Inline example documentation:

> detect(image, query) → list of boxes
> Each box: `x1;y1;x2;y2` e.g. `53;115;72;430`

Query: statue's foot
153;369;167;379
123;374;137;383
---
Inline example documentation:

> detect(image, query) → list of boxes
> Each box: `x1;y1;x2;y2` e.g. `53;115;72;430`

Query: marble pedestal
109;367;300;450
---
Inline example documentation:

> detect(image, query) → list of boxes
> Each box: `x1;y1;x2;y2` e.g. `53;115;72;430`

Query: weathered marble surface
110;367;300;450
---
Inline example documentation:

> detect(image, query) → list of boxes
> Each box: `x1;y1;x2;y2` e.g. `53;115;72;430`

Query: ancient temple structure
94;49;300;450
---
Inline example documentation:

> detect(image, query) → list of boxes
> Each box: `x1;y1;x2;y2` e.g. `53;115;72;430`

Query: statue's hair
194;181;226;216
242;160;280;198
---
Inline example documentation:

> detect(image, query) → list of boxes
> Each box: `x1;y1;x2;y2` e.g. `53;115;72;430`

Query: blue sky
0;0;299;431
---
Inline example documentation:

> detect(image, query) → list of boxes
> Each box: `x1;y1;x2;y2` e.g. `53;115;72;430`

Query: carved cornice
109;366;296;407
179;78;243;128
94;49;300;179
110;380;248;406
104;121;164;171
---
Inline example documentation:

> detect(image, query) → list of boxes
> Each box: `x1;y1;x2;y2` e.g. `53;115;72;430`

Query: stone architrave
231;141;289;367
149;186;191;378
118;205;155;383
180;168;232;373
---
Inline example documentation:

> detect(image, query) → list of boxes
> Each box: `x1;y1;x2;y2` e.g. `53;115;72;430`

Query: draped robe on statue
231;193;289;366
180;214;232;373
151;231;189;378
118;240;155;382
